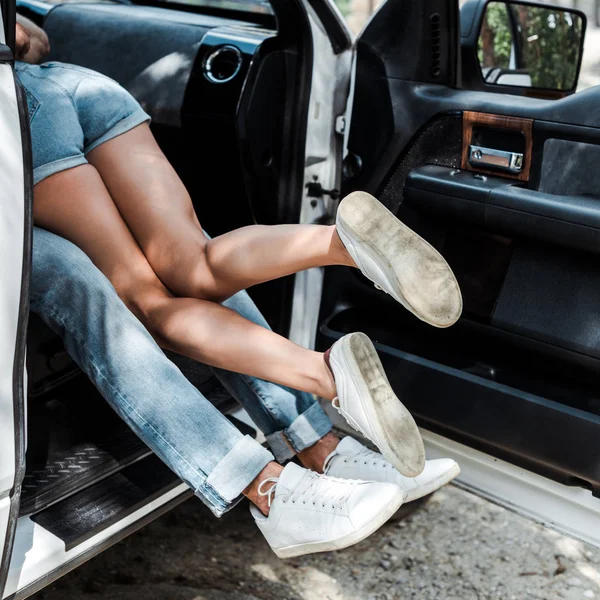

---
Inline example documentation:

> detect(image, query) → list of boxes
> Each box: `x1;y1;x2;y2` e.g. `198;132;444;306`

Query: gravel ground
30;485;600;600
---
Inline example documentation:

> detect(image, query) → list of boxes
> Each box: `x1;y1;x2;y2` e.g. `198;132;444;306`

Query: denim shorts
16;61;151;186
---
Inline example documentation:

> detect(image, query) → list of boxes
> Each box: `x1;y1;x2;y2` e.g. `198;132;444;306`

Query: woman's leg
36;164;426;477
86;124;354;302
33;164;336;399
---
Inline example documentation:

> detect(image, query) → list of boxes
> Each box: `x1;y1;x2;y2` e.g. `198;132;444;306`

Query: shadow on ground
30;485;600;600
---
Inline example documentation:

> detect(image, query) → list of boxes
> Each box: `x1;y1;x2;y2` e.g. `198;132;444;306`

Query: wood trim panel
461;111;533;182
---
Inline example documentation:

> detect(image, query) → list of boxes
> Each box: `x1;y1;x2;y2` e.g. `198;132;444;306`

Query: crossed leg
85;123;354;302
33;161;340;400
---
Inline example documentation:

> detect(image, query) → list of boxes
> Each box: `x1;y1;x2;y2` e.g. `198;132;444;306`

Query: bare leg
244;462;284;516
87;124;354;302
33;165;336;399
297;432;341;473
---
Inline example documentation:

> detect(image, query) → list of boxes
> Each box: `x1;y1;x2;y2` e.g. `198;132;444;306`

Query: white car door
0;4;31;595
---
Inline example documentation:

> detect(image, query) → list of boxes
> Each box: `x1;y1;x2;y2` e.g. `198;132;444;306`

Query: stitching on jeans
21;68;79;114
215;372;304;454
217;370;286;429
43;61;120;82
83;109;150;155
235;378;331;454
43;308;223;499
195;479;228;510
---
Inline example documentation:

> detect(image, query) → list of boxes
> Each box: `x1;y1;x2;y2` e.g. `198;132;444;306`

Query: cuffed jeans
30;227;332;516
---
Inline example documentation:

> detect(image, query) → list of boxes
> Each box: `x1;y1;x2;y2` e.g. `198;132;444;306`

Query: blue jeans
16;61;150;186
30;227;332;517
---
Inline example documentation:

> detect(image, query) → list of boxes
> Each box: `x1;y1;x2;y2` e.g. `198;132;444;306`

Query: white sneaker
324;437;460;503
325;332;426;477
336;191;462;328
249;462;405;559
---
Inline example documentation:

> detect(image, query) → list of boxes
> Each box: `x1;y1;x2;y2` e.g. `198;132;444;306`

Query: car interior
6;0;600;588
15;0;314;559
317;0;600;498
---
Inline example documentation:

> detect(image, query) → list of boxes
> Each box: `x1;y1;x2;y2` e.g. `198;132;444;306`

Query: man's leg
216;290;335;465
29;229;411;557
30;226;274;517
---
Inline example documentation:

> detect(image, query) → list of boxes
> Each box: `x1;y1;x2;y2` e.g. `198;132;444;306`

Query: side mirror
461;0;587;98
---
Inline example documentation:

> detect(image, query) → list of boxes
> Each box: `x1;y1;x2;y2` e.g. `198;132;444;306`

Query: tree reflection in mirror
478;1;585;92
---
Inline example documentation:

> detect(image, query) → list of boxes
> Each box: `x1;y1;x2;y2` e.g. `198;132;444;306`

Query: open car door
297;0;600;547
0;1;31;595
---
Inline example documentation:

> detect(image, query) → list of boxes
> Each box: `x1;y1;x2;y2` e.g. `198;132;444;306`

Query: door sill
4;484;191;600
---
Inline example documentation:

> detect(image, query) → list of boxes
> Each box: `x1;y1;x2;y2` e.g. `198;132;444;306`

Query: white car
1;0;599;597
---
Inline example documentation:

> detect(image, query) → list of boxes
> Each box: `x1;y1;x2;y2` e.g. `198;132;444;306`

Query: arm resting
16;14;50;63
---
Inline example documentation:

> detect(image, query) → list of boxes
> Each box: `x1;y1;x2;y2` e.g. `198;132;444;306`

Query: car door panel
350;81;600;202
316;0;600;539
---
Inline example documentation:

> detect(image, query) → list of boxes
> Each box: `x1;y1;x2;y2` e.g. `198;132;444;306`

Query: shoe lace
324;442;389;474
353;444;388;467
257;477;279;508
288;471;358;510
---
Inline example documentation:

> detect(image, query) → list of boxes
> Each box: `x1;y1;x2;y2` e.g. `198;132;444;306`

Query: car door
0;1;31;594
297;0;600;547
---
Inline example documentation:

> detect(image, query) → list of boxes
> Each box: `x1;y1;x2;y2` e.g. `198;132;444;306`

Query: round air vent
203;45;243;84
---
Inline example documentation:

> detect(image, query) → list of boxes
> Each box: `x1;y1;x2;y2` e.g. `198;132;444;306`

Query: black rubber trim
7;488;193;600
20;427;151;517
0;43;12;62
306;0;352;54
0;75;33;596
2;0;16;53
131;0;276;27
31;455;182;551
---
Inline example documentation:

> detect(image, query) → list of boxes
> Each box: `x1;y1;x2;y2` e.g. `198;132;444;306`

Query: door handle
468;145;524;174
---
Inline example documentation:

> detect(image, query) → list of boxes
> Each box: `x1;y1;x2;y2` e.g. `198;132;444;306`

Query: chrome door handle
468;145;524;174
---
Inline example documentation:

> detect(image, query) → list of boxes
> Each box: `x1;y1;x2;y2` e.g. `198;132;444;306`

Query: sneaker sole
405;461;461;503
337;332;426;477
336;191;463;328
272;490;405;559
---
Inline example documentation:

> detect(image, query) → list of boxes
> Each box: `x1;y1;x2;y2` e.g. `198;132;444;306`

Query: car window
333;0;381;33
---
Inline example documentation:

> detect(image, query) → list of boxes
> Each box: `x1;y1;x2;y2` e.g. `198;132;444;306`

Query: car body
1;0;600;597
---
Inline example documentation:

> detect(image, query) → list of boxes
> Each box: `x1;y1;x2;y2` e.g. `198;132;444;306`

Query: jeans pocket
23;86;41;123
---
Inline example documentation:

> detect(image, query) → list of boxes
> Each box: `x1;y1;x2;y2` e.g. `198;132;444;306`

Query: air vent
203;45;243;84
430;13;441;78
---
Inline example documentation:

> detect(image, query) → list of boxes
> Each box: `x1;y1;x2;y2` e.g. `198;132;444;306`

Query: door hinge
305;176;340;203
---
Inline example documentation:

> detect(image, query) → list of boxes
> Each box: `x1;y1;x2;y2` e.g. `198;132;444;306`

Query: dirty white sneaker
336;191;462;328
324;437;460;503
325;332;426;477
249;462;405;559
